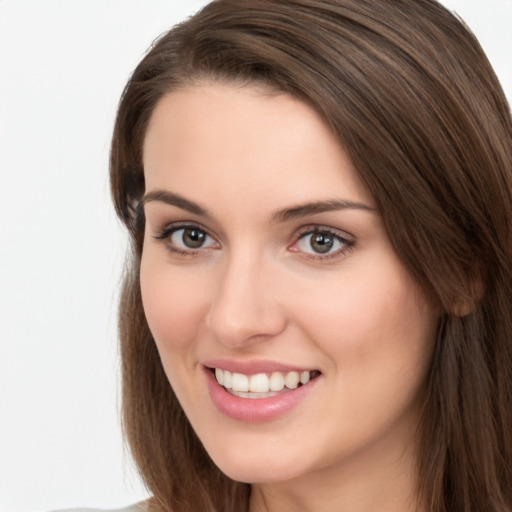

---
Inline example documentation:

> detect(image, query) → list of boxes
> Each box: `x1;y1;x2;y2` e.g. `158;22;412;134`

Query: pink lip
203;365;320;423
203;358;314;375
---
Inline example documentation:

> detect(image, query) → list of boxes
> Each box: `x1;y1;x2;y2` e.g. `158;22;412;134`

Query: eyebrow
140;190;212;218
272;199;376;223
140;189;375;222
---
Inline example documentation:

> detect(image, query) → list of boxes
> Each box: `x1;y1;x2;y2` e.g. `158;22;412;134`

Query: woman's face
140;83;438;489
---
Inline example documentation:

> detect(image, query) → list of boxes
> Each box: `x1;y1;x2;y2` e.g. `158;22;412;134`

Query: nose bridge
206;247;285;346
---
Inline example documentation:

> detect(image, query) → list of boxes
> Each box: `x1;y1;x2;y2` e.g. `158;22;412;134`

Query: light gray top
54;503;147;512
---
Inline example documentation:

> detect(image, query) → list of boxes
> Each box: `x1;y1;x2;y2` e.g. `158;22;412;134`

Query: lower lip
204;368;319;422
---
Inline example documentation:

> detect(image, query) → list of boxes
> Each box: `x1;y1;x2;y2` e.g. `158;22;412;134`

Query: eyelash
153;223;355;261
290;225;355;261
153;223;218;257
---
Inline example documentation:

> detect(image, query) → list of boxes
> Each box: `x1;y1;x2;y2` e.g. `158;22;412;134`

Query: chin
205;441;308;484
217;461;300;485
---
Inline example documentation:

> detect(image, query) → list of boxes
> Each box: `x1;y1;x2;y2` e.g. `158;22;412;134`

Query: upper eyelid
154;221;215;237
143;203;223;235
148;214;227;243
293;224;355;241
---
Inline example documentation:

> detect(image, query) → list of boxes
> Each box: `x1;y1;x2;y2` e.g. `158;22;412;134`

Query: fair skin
140;82;438;512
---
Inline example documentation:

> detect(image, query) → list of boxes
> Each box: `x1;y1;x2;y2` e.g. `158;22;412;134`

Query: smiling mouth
212;368;321;399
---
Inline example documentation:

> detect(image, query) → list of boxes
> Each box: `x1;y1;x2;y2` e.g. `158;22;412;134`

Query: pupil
183;228;205;248
311;233;333;254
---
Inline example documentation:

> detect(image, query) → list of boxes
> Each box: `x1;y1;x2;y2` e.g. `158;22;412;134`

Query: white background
0;1;510;511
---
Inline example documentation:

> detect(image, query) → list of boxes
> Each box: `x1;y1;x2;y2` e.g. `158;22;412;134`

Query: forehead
142;83;374;211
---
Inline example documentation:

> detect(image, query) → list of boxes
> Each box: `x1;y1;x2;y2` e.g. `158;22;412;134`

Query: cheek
291;259;437;375
139;254;210;351
293;268;437;442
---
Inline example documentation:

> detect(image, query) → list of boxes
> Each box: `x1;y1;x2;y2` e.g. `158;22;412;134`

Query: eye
171;227;213;249
154;224;218;255
290;227;354;259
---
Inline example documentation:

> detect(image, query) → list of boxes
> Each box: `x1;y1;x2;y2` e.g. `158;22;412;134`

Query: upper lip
203;359;317;375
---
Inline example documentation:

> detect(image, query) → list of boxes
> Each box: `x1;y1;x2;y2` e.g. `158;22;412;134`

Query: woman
109;0;512;510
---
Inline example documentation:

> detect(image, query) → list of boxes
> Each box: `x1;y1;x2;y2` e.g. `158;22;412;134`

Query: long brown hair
110;1;512;510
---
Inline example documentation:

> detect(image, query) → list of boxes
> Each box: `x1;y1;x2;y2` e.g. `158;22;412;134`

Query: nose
205;253;287;347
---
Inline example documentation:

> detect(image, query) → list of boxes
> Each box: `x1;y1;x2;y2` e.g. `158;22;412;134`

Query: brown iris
182;228;206;248
310;232;334;254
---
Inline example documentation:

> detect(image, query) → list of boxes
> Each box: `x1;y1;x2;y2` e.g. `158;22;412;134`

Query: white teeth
231;390;278;399
223;370;233;389
284;371;300;390
269;372;285;391
214;368;315;394
231;372;249;392
249;373;270;392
